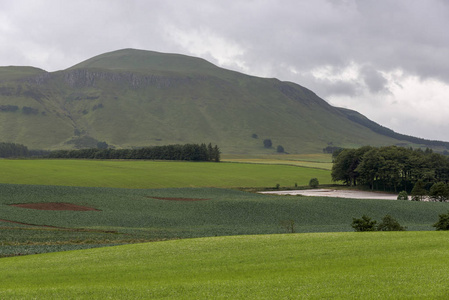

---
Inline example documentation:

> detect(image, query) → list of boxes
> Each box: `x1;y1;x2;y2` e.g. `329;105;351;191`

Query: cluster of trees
332;146;449;196
351;215;406;231
0;142;30;158
0;142;220;162
48;143;220;162
0;105;19;112
353;211;449;231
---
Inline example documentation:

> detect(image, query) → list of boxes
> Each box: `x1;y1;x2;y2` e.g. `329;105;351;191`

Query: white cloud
328;71;449;140
165;26;249;72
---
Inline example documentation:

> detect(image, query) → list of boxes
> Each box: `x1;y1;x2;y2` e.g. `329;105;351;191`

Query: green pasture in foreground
0;159;331;188
2;232;449;299
2;183;449;256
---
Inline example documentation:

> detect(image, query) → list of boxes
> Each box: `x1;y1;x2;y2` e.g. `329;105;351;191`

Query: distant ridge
0;48;447;154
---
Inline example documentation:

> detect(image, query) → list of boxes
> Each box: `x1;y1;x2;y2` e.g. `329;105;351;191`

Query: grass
222;153;333;170
2;183;449;256
1;231;449;298
0;159;332;188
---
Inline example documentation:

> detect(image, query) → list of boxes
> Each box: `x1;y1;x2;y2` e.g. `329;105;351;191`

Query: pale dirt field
260;189;400;200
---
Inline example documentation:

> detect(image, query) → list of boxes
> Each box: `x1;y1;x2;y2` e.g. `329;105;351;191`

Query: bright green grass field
1;232;449;299
0;159;331;188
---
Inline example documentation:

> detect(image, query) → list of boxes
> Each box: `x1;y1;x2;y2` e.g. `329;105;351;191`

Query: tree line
331;145;449;200
0;142;220;162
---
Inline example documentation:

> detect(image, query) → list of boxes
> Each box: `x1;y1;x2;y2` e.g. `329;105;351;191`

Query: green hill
0;48;447;153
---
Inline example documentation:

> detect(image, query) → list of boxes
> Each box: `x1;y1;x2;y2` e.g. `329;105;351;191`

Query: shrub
263;139;272;148
433;211;449;230
280;219;295;233
276;145;285;153
377;215;406;231
397;191;408;200
351;215;377;232
309;178;319;188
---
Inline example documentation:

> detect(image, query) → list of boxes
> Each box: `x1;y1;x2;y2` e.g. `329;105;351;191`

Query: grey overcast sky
1;0;448;141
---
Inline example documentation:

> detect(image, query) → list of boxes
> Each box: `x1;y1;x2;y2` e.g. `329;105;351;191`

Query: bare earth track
9;202;101;211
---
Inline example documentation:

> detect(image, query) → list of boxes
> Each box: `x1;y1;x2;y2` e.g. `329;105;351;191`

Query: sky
1;0;448;141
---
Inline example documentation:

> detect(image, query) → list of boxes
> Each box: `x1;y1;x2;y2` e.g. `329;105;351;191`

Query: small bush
263;139;272;148
351;215;377;232
280;219;295;233
397;191;408;200
309;178;319;188
433;211;449;230
377;215;406;231
276;145;285;153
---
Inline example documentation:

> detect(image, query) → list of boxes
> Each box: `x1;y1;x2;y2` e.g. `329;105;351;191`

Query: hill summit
0;48;447;154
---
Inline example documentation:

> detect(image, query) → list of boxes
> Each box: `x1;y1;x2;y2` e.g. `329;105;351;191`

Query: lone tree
430;182;449;202
411;180;427;201
309;178;319;188
263;139;272;148
276;145;285;153
433;211;449;230
351;215;377;232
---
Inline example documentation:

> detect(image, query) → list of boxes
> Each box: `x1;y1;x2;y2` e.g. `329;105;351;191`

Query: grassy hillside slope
1;48;442;154
2;232;449;298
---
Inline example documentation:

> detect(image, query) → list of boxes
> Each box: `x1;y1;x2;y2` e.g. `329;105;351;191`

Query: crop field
2;231;449;299
2;158;449;298
1;183;449;257
222;153;333;170
0;159;331;188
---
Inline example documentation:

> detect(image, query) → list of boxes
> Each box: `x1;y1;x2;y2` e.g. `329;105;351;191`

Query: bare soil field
10;203;101;211
261;189;399;200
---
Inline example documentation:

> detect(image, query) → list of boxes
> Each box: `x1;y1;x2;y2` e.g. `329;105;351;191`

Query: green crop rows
2;183;449;257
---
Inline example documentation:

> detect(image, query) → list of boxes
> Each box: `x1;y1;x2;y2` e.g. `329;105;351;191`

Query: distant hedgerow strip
47;143;220;162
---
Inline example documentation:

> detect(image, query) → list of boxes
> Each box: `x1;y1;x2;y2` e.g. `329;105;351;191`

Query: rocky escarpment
61;69;196;89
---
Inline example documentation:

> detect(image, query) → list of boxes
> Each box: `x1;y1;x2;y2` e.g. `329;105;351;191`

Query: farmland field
2;232;449;299
222;153;333;170
1;183;449;256
0;159;331;188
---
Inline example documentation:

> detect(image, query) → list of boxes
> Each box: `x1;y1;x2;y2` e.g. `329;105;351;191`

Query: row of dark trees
0;142;220;162
48;143;220;161
0;142;30;158
332;145;449;195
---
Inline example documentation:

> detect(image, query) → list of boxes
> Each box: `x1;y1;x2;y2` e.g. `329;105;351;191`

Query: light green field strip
222;153;333;170
1;232;449;299
221;158;333;170
0;159;331;188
